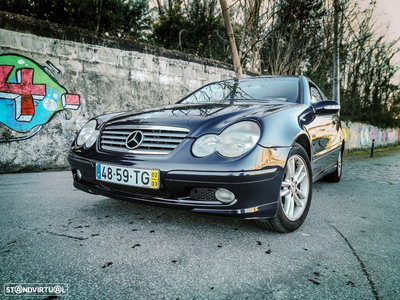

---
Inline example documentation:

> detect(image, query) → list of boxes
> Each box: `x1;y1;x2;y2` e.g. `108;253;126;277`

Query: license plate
95;163;159;189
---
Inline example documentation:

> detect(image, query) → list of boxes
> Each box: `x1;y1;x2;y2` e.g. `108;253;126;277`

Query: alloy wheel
280;154;310;221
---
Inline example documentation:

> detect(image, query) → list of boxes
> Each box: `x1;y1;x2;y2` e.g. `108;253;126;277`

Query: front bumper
67;147;288;219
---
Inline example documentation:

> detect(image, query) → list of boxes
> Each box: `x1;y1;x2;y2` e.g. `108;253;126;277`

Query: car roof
235;75;301;80
219;75;304;84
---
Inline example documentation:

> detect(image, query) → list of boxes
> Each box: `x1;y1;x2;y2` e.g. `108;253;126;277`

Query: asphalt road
1;151;399;300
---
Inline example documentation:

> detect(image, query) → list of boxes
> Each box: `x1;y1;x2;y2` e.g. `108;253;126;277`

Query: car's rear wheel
255;143;312;233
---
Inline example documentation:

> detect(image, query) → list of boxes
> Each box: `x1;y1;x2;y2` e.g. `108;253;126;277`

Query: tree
185;0;228;61
232;0;275;73
338;0;400;126
150;0;230;62
150;0;188;49
120;0;151;41
259;0;329;75
219;0;242;77
0;0;151;41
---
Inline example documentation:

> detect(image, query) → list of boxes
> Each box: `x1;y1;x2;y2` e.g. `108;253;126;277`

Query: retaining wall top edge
0;11;249;75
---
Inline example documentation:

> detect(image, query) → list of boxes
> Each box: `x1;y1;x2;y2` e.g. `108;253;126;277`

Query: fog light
215;188;235;203
76;169;82;180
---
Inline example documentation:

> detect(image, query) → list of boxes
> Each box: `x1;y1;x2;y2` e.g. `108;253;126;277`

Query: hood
103;101;296;137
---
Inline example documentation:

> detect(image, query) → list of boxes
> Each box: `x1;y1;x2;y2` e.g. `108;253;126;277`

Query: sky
375;0;400;42
374;0;400;73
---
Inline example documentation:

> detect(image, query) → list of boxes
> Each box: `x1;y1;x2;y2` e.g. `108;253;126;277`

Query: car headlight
76;120;99;148
191;134;219;157
192;121;261;158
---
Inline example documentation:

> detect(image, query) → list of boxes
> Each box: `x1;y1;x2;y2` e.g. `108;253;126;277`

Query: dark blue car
68;76;344;232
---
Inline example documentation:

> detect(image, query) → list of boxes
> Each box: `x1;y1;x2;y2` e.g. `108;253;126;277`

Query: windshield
180;77;299;104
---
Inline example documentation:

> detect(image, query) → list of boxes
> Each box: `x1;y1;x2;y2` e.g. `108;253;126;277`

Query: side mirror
313;100;340;115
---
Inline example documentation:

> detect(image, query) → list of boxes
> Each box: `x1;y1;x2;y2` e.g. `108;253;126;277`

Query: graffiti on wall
0;54;80;142
342;122;400;150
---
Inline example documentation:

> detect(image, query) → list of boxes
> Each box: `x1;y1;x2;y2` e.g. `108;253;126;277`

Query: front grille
100;182;171;199
100;125;189;155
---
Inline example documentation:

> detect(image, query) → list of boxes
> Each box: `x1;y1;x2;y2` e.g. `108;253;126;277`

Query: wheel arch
293;133;311;161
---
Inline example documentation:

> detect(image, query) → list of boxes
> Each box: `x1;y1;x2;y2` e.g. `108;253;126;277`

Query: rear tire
255;143;312;233
324;150;342;182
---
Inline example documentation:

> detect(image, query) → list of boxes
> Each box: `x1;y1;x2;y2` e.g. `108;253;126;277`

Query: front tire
256;143;312;233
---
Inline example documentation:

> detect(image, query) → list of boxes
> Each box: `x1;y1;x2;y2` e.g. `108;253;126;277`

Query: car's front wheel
256;143;312;233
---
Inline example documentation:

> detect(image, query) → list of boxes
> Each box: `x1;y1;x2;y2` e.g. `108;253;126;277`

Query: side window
310;86;323;103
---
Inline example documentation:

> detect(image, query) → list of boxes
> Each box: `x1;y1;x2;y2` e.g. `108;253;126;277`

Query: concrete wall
0;12;235;173
0;12;399;173
342;122;400;152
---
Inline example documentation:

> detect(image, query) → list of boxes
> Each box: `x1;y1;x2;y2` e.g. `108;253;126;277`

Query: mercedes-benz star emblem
126;131;144;149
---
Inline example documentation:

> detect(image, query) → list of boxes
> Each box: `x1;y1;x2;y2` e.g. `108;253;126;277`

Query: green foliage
0;0;151;40
0;0;35;17
121;0;151;41
184;0;229;62
149;0;228;62
150;0;188;49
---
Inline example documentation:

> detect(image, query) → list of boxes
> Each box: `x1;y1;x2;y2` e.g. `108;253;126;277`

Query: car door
305;84;341;179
